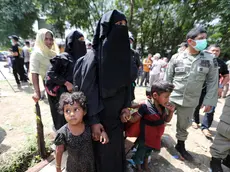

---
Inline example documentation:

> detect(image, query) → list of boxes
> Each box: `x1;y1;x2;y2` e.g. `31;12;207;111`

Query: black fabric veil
93;10;131;98
65;30;87;62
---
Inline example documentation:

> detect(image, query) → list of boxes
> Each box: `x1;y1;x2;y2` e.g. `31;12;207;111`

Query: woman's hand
32;92;41;102
100;131;109;144
91;123;105;141
120;112;131;123
120;108;131;123
64;81;73;92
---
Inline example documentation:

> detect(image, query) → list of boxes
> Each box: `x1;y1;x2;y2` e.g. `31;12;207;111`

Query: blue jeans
201;106;215;130
193;86;215;130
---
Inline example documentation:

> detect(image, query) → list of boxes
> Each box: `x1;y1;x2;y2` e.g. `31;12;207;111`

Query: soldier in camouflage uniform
210;95;230;172
164;27;219;161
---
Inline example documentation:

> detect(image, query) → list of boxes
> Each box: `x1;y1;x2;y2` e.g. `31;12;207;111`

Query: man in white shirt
149;53;167;87
22;41;31;73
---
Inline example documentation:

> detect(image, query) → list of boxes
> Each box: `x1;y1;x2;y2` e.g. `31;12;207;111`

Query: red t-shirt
138;101;166;150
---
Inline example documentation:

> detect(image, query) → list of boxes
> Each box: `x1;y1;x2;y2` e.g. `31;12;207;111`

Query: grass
0;136;53;172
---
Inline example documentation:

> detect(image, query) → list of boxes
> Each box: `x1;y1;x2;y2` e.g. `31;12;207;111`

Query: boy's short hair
25;41;30;45
58;92;87;114
151;81;174;95
186;27;207;40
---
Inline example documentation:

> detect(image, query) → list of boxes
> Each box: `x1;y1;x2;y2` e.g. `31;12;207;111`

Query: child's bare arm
55;145;65;172
165;111;174;123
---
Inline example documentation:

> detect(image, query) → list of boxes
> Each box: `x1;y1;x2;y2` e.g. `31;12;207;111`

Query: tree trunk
129;0;134;27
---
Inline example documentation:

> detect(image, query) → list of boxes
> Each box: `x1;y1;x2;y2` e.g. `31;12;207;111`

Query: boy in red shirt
121;81;175;172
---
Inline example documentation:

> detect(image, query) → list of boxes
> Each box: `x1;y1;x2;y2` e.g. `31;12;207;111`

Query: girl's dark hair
58;92;87;114
151;80;174;95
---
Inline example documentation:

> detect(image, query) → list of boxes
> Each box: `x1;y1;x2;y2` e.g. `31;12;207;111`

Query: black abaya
93;88;127;172
91;10;132;172
45;30;87;130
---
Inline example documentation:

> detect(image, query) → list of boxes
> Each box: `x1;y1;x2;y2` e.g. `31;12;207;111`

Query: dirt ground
124;87;229;172
0;61;230;172
0;61;53;166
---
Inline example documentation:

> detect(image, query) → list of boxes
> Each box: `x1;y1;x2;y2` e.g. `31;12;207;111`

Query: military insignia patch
200;60;211;67
175;60;184;67
213;58;218;68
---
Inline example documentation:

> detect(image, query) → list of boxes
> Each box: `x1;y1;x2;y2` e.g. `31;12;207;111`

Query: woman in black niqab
91;10;132;172
45;30;87;130
65;30;87;62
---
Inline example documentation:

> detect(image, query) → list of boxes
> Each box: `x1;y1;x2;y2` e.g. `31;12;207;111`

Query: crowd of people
6;9;230;172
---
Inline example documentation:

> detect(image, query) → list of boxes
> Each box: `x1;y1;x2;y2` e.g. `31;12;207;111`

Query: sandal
202;129;212;138
192;122;199;129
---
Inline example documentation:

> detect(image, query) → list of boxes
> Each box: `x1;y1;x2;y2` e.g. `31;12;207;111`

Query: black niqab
65;30;87;62
93;10;131;98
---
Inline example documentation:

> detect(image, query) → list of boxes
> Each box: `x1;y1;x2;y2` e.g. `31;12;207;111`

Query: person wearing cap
130;36;141;102
192;44;229;138
10;35;28;87
164;27;218;161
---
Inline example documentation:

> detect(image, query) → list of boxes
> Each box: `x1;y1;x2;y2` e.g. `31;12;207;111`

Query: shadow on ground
0;127;6;144
148;156;184;172
162;134;210;171
0;127;10;155
125;136;188;172
0;144;11;154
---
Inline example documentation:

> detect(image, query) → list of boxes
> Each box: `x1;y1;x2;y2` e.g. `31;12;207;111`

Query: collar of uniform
184;50;203;62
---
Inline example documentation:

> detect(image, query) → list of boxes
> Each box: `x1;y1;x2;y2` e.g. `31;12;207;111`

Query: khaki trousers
173;103;195;141
210;121;230;159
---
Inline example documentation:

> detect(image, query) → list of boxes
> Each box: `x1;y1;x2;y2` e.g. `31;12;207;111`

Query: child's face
153;92;171;107
63;102;86;125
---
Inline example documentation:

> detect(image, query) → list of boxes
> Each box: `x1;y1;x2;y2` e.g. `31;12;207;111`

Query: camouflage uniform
165;50;218;141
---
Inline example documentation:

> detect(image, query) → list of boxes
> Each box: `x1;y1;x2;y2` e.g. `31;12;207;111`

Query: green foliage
114;0;230;59
37;0;90;38
1;0;230;57
0;136;52;172
0;0;38;46
37;0;115;39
